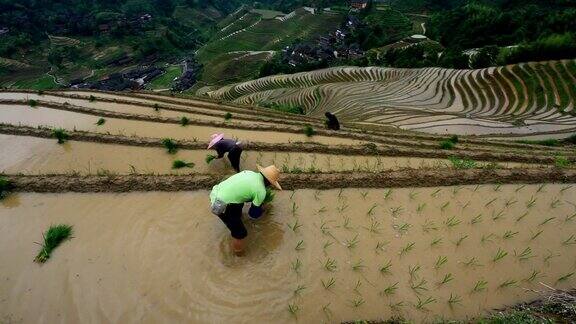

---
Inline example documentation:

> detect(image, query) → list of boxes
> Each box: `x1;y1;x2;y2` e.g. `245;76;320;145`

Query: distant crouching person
325;112;340;130
208;133;243;172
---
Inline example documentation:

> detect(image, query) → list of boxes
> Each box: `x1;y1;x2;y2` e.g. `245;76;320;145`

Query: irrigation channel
1;185;576;322
0;90;575;323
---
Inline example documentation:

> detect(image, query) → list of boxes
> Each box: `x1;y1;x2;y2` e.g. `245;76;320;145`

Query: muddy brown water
0;105;360;145
1;185;575;323
0;135;537;176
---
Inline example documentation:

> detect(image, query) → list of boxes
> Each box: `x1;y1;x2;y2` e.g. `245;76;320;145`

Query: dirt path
5;168;575;193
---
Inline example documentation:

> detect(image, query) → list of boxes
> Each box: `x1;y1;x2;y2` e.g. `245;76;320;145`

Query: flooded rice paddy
1;185;575;323
0;104;359;145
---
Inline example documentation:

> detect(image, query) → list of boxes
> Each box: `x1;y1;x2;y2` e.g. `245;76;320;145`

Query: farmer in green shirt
210;165;282;255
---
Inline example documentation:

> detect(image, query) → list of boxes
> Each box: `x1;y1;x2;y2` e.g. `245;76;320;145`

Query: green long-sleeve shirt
210;171;266;207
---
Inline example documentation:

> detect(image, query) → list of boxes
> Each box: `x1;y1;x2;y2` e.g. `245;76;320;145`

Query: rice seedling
295;240;304;251
291;258;302;273
455;235;468;247
481;233;496;244
526;196;537;208
416;203;426;214
491;210;505;221
0;177;13;199
366;220;382;234
341;216;352;230
409;264;421;279
291;202;298;216
444;215;461;228
431;188;442;197
162;138;178;154
516;211;529;222
389;301;406;310
205;154;217;164
263;188;275;204
502;230;519;239
95;118;106;126
550;198;562;209
485;198;497;207
390;206;403;217
493;184;502;192
560;185;573;193
375;241;389;253
288;303;299;317
498;279;517;289
303;125;315;137
324;258;337;272
557;272;574;282
294;284;306;295
515;184;526;192
470;214;483;225
381;282;398;296
34;224;73;263
422;220;438;232
322;303;332;317
562;234;576;245
473;184;481;191
449;157;477;169
524;270;541;282
179;116;190;126
353;280;362;294
352;260;365;272
415;296;436;310
492;248;508;263
537;184;546;193
383;188;393;200
224;112;232;120
88;95;96;102
153;103;160;111
28;99;39;107
539;217;556;226
461;201;470;210
366;203;377;216
321;277;336;290
409;190;419;200
530;229;544;241
337;202;349;213
565;213;576;222
448;293;462;307
172;160;195;169
434;256;448;269
463;257;482;267
410;278;428;293
313;190;321;201
472;280;488;293
317;206;327;214
288;219;302;232
360;190;368;199
440;202;450;212
544;250;560;264
350;297;365;308
504;198;517;208
515;247;535;261
399;242;415;256
380;260;392;274
345;234;359;249
51;128;70;144
429;237;443;247
395;222;411;233
439;273;454;285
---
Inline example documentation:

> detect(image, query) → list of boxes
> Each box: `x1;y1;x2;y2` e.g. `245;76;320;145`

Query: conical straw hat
207;133;224;149
257;165;282;190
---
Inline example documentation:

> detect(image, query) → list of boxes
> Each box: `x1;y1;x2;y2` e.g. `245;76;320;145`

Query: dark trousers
218;203;247;239
228;145;243;172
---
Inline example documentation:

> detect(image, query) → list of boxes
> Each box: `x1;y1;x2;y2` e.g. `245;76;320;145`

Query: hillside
207;60;576;139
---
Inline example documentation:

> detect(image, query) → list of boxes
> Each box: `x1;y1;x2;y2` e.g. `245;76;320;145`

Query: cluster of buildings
70;66;164;91
97;14;153;34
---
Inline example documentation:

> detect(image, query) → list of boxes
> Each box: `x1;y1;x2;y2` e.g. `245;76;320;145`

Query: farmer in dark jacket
325;112;340;130
208;133;243;172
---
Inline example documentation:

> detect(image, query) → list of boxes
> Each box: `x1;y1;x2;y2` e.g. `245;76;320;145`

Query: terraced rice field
1;90;575;323
207;60;576;139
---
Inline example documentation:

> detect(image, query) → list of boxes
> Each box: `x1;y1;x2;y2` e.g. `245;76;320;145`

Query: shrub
172;160;195;169
555;156;571;168
448;157;477;169
95;118;106;126
260;102;304;115
304;125;315;137
153;103;160;111
51;128;69;144
180;116;189;126
205;154;217;164
449;135;459;144
440;140;455;150
34;224;73;263
162;138;178;154
224;112;232;120
37;90;44;95
0;176;13;199
88;95;96;102
28;99;38;107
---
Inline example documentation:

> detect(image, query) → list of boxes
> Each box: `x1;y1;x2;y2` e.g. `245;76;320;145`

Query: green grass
11;74;59;90
162;138;178;154
448;157;477;169
180;117;190;126
304;125;315;137
439;140;455;150
34;224;73;263
172;160;195;169
147;65;182;89
260;102;305;115
205;154;217;164
224;112;232;120
28;99;38;107
555;156;571;168
0;176;13;199
51;128;70;144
